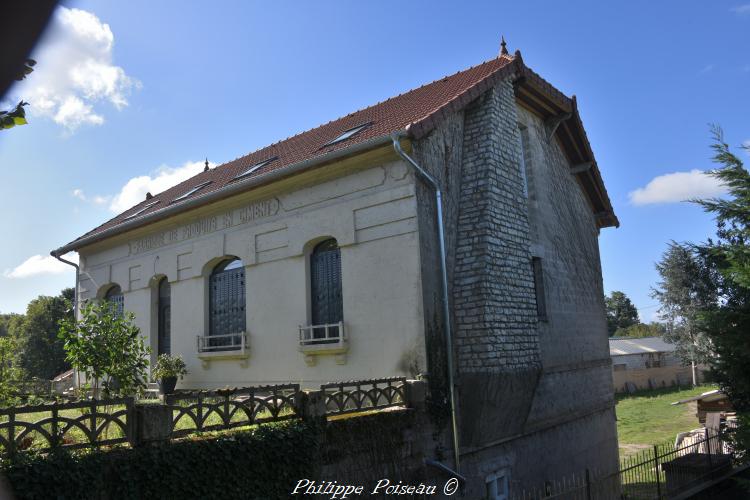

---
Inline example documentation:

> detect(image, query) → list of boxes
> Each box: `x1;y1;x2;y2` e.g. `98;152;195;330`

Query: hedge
1;420;320;500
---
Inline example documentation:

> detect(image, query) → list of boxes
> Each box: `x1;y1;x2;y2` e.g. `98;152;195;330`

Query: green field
615;384;716;460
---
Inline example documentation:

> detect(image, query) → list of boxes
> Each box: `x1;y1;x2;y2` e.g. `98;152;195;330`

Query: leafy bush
1;420;320;500
152;354;188;381
58;302;150;398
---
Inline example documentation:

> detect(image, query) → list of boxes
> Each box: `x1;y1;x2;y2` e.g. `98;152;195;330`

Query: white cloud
3;253;79;279
629;169;728;206
108;160;211;213
71;188;109;206
12;7;139;131
731;4;750;14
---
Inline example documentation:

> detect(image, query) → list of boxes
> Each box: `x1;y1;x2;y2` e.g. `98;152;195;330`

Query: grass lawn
616;384;716;460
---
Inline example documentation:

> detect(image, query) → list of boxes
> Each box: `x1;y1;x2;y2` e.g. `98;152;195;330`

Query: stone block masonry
453;79;541;372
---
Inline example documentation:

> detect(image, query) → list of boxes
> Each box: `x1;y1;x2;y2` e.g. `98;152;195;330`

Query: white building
610;336;703;392
52;42;621;493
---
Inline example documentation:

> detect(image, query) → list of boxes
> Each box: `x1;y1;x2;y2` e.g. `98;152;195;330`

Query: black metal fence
619;421;737;499
512;420;739;500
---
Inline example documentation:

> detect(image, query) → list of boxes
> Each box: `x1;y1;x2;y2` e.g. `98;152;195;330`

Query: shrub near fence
0;420;319;500
0;377;417;500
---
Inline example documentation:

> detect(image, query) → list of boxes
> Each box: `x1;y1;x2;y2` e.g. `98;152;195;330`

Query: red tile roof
57;51;615;254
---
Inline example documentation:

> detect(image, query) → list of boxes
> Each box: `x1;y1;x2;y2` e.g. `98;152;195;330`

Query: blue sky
0;1;748;320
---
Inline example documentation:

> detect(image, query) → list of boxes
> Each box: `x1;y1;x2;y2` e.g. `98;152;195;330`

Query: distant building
673;389;733;425
610;337;703;392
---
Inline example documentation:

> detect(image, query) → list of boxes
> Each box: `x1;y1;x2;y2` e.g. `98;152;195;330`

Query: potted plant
152;354;187;395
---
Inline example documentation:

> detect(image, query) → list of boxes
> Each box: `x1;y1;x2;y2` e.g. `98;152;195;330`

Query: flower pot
158;376;177;395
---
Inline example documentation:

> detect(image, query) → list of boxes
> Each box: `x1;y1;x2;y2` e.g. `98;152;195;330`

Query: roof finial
500;36;509;56
204;158;209;172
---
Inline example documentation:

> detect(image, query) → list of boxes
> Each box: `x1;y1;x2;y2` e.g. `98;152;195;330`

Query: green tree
604;291;640;336
693;128;750;455
0;335;22;405
614;322;667;338
0;313;24;338
59;301;150;397
652;242;717;385
14;289;74;380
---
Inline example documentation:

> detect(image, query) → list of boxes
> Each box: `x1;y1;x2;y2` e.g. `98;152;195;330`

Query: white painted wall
77;158;426;389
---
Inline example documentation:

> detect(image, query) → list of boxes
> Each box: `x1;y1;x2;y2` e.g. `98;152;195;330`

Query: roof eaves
514;60;618;229
51;131;403;256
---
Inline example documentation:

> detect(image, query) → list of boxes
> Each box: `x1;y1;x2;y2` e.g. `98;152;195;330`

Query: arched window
209;258;246;349
104;285;124;318
310;239;343;339
157;278;171;355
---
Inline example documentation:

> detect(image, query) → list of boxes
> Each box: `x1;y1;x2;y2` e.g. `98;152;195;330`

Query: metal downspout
391;133;460;473
51;252;79;317
51;252;80;387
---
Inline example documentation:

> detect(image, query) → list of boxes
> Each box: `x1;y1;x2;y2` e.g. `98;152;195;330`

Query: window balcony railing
196;332;247;353
196;332;249;368
299;322;345;346
298;322;347;366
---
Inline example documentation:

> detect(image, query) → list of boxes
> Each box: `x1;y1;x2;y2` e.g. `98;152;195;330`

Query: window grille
158;278;171;355
104;285;124;318
209;259;246;350
310;239;343;341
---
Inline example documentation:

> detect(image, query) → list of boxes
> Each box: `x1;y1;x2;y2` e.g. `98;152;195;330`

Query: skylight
322;123;371;147
233;156;278;180
123;201;160;220
172;181;212;203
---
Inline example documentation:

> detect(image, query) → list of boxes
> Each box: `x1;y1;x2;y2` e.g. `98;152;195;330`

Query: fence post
197;393;204;431
130;402;173;447
705;427;713;472
51;406;59;448
653;445;662;499
295;390;327;422
585;468;592;500
404;380;427;411
90;399;97;446
223;393;230;428
7;409;15;458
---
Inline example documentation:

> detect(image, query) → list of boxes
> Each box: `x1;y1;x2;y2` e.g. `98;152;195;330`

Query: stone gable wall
412;74;619;489
452;80;541;372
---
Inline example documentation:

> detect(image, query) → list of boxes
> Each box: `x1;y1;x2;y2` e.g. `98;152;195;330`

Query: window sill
197;350;249;369
299;344;349;367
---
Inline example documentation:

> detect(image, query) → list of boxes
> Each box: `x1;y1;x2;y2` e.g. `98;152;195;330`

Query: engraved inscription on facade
128;198;280;255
